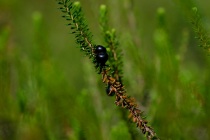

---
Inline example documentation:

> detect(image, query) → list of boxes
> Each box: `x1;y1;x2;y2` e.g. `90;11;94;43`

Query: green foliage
109;121;132;140
57;0;94;58
191;7;210;54
1;0;210;140
99;5;123;81
58;1;158;139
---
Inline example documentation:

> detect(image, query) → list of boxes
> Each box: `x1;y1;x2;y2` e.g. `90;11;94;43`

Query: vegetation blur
0;0;210;139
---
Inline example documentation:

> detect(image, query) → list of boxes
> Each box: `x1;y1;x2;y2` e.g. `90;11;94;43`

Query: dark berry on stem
96;52;108;65
95;45;107;54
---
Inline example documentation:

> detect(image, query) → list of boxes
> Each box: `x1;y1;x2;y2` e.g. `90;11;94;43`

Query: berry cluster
94;45;117;96
94;45;108;73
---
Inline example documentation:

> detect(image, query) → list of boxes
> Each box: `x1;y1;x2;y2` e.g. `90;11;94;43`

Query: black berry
95;45;107;54
94;45;109;73
96;52;108;65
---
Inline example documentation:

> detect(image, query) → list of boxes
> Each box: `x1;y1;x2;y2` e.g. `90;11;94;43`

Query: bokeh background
1;0;210;139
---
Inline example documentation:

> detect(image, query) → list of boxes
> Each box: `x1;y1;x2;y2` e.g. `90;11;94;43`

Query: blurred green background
0;0;210;139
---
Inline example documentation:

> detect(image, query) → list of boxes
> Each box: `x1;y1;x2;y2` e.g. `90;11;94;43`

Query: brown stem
102;69;159;140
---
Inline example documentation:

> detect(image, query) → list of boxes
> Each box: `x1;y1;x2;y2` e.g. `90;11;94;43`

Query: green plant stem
57;1;159;139
190;7;210;54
